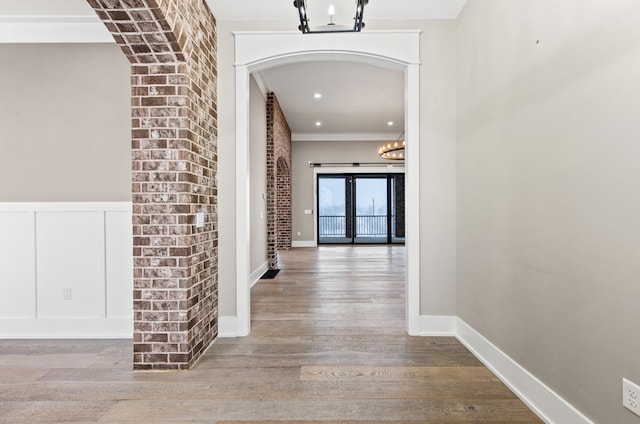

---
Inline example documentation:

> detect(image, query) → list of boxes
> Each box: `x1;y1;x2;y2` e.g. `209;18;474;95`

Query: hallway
0;246;541;422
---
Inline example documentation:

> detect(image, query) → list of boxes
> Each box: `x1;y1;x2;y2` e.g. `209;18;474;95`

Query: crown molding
292;132;400;142
0;15;112;43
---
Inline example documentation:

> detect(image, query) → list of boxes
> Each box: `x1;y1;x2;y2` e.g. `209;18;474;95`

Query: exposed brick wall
276;158;292;251
266;93;291;269
88;0;218;370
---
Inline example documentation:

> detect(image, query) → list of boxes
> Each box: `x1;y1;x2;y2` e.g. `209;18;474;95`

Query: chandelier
294;0;368;34
378;134;405;161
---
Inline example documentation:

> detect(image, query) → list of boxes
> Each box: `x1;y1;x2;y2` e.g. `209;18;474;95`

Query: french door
317;174;405;244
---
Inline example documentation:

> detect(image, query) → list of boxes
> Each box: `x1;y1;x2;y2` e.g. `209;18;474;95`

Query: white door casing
234;30;421;336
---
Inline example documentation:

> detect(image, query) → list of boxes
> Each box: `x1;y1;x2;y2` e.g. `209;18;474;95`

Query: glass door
317;174;405;245
354;177;388;244
317;176;351;244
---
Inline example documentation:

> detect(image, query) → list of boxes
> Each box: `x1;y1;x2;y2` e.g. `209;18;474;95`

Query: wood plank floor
0;245;543;423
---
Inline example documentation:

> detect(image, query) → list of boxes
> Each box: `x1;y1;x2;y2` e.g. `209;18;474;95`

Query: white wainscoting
0;202;133;338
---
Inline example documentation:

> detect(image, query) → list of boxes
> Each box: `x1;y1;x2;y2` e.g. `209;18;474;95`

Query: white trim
0;16;113;44
419;315;457;336
312;166;405;174
292;241;317;248
250;261;269;288
0;318;131;339
404;62;421;335
235;64;252;337
251;70;270;98
0;16;98;23
233;29;422;37
218;316;238;338
234;31;421;337
293;132;400;142
456;318;595;424
97;211;108;319
0;202;132;212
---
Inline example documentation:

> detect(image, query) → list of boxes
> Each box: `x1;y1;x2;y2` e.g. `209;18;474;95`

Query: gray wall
0;43;131;202
456;1;640;423
249;75;267;273
291;139;395;243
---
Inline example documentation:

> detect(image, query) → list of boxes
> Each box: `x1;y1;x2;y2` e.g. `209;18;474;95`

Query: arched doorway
234;31;421;336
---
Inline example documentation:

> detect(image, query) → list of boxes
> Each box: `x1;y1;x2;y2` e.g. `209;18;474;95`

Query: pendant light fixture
378;133;405;161
294;0;368;34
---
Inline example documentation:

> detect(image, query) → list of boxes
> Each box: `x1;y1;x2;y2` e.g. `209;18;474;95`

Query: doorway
234;31;422;336
318;174;405;244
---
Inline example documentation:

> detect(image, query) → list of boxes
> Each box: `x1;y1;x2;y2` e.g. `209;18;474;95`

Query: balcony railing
355;215;387;237
319;215;389;238
319;215;346;236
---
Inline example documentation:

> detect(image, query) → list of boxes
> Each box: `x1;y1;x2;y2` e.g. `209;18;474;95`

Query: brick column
88;0;218;370
266;93;292;269
276;158;292;250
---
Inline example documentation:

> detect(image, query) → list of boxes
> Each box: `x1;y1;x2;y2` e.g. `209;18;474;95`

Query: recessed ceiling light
315;121;322;126
314;93;323;99
388;121;394;126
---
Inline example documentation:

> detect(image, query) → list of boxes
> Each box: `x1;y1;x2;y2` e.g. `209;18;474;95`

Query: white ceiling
257;61;404;140
0;0;467;140
0;0;467;19
207;0;467;21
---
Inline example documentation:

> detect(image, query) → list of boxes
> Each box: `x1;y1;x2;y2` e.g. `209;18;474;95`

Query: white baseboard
418;315;457;336
455;318;594;424
292;241;316;248
250;261;269;288
0;318;132;339
218;316;238;338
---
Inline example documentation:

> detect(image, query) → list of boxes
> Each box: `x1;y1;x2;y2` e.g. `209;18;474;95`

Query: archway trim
234;30;421;336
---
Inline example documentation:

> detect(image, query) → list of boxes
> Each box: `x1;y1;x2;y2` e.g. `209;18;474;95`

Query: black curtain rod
309;161;404;168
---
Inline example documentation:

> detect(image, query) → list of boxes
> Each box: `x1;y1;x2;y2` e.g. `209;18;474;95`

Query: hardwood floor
0;245;542;423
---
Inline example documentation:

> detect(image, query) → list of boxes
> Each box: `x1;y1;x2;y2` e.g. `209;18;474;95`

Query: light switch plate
195;212;205;228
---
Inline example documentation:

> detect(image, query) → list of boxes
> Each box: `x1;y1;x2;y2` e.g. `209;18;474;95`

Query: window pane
354;177;387;242
318;177;349;243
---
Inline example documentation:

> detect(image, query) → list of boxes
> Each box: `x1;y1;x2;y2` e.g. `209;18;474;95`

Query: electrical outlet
623;378;640;416
63;288;72;301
